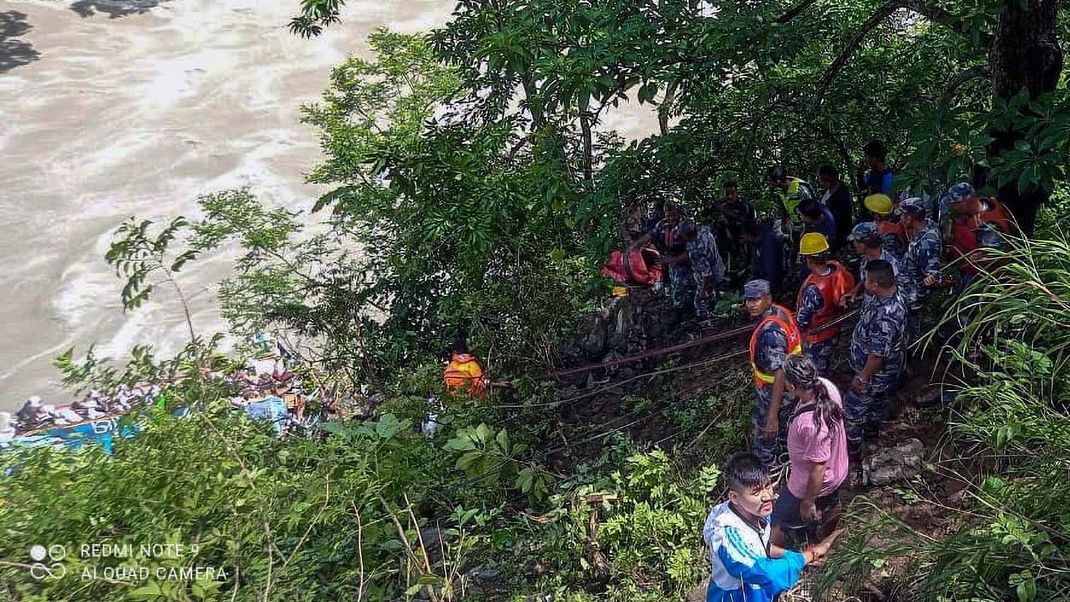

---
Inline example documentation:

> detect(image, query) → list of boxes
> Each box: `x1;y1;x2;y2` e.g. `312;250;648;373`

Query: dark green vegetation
3;1;1070;600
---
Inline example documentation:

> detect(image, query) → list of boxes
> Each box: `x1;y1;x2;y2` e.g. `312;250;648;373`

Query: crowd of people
615;139;1015;601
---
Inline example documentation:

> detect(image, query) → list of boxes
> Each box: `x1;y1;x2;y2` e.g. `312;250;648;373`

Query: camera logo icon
29;544;67;580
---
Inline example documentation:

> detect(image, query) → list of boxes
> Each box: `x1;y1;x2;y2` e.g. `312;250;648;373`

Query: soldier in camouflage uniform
676;220;726;318
895;198;943;347
744;279;803;468
633;201;693;307
844;260;907;456
842;222;899;308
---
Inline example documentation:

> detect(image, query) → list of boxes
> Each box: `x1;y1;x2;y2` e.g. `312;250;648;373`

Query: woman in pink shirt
771;355;848;546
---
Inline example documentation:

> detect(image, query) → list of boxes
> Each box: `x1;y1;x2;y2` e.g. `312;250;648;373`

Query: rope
543;323;753;379
541;306;860;381
489;348;749;410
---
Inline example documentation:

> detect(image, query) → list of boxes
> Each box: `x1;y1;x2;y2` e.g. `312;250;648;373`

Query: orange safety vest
796;261;856;344
950;198;1011;275
443;353;486;398
749;304;803;387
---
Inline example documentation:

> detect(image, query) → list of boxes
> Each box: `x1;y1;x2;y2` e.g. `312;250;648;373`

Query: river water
0;0;657;410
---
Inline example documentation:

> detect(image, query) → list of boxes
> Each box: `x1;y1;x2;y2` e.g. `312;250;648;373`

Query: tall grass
818;231;1070;601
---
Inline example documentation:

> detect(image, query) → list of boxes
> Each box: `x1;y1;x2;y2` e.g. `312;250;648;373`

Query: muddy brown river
0;0;657;410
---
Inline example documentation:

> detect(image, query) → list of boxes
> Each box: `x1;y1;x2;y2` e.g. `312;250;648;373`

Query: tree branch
900;0;990;44
814;0;903;106
814;0;992;107
775;0;820;24
939;64;992;106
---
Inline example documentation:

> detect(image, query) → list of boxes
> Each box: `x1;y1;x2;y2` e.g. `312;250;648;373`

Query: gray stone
863;438;925;486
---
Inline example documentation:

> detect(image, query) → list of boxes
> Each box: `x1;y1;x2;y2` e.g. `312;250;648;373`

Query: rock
418;526;445;563
863;438;925;486
466;564;502;582
582;319;608;359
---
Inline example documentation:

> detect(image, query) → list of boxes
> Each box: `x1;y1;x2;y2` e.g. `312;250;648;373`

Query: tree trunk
580;110;594;183
986;0;1063;235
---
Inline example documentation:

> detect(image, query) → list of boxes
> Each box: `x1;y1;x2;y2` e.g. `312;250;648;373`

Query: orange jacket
796;261;855;344
950;198;1011;275
444;353;486;397
749;304;803;388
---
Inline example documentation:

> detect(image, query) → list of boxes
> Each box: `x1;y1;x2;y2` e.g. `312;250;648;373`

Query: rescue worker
798;201;838;277
946;182;1012;292
744;279;803;469
863;193;907;258
767;167;816;286
672;219;726;319
841;222;899;307
818;164;853;251
766;166;817;233
742;220;784;296
856;139;895;198
718;181;757;282
796;233;856;373
633;201;693;308
443;337;487;398
800;201;838;248
845;260;907;456
895;197;943;346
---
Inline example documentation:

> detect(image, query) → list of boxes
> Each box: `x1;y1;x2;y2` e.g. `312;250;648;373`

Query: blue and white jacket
702;502;806;602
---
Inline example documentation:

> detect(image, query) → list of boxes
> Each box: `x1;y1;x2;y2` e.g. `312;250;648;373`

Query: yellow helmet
864;193;894;215
799;232;830;256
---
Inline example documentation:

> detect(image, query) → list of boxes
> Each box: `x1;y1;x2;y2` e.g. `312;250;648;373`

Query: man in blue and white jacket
703;453;842;602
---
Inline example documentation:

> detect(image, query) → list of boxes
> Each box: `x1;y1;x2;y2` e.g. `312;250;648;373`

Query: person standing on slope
703;452;842;602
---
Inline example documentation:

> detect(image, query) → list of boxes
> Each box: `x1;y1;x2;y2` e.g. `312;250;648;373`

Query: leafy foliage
105;218;200;343
820;231;1070;600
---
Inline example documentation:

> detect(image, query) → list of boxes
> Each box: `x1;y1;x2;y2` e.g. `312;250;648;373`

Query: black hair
724;452;770;492
723;180;738;189
902;205;926;219
766;165;787;181
676;218;697;239
861;235;883;249
866;259;896;288
864;139;887;161
451;336;469;355
783;355;843;432
799;202;824;218
807;251;833;264
818;164;839;180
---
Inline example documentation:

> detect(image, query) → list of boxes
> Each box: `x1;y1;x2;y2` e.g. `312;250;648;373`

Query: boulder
863;438;925;486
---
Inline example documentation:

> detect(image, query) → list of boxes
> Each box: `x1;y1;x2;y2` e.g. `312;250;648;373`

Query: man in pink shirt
771;355;848;545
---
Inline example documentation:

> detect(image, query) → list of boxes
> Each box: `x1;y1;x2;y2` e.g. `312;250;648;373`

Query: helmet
896;197;926;216
948;182;975;204
864;193;894;215
799;232;830;256
847;222;879;242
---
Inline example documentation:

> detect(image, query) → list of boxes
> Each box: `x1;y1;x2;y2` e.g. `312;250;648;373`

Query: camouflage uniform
860;250;899;306
897;222;942;345
688;226;726;318
648;217;693;308
878;223;906;260
751;318;794;467
845;291;907;453
796;283;835;373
